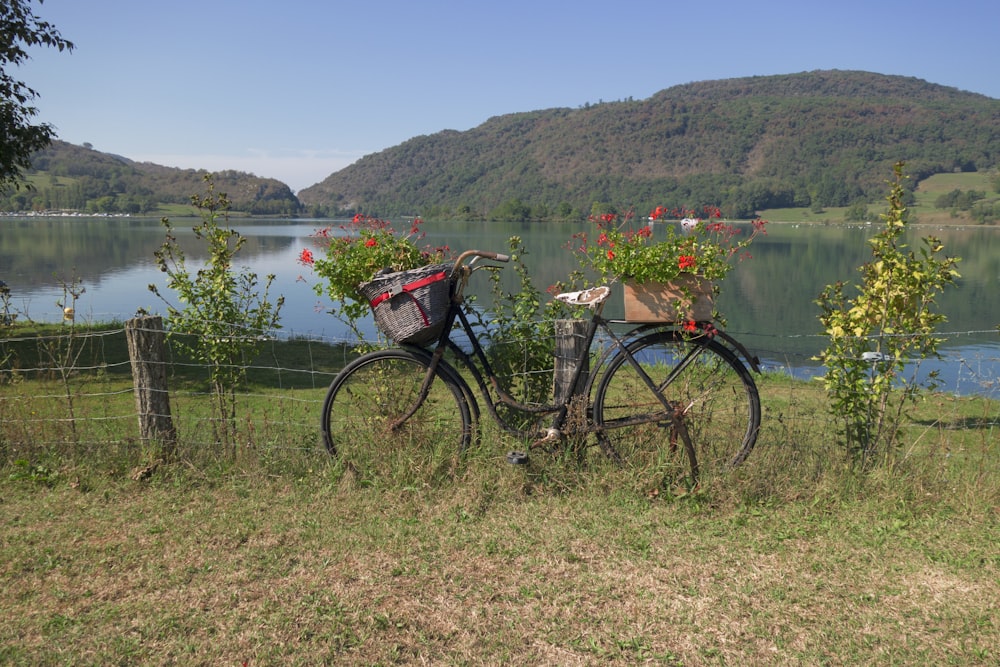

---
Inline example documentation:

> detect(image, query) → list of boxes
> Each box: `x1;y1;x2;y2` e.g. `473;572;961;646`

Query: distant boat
681;217;699;231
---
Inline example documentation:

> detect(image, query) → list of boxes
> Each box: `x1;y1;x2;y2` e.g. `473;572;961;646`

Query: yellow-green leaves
815;162;961;466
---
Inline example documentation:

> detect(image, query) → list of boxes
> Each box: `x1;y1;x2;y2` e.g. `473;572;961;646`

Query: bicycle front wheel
321;348;473;484
592;330;760;486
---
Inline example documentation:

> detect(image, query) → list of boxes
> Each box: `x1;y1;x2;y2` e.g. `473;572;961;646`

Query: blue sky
20;0;1000;192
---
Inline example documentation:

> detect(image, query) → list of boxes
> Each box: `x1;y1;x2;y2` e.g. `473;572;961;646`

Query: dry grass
1;345;998;664
2;438;998;666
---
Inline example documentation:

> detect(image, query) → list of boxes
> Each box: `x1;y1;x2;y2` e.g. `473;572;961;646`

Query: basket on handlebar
357;263;454;345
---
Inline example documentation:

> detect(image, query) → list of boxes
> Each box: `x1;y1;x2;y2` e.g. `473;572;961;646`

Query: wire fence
724;325;1000;396
1;319;998;465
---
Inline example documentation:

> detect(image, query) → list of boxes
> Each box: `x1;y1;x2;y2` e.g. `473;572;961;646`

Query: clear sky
18;0;1000;193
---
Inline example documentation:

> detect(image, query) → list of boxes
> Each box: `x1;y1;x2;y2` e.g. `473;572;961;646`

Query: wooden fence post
553;319;590;404
126;315;176;457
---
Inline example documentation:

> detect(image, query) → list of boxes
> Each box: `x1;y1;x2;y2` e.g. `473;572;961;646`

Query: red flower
299;248;314;265
607;250;615;260
678;255;696;270
600;213;616;223
683;320;698;333
364;238;377;247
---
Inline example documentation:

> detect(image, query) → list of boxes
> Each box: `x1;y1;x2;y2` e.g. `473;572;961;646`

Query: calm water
2;216;998;394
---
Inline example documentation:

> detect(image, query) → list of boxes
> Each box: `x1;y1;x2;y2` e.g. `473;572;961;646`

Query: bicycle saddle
554;285;611;308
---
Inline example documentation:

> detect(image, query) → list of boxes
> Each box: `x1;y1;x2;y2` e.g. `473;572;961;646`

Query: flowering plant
299;214;449;333
573;206;767;284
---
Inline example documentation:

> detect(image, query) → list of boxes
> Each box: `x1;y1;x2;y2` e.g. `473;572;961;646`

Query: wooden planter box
623;275;714;322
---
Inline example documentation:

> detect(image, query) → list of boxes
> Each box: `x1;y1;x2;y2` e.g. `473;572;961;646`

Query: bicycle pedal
506;450;529;465
531;428;561;447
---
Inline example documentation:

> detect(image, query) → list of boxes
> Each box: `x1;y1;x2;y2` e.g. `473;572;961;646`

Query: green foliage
934;188;986;210
970;199;1000;224
477;237;574;413
573;206;767;283
844;201;870;222
7;458;59;486
815;163;961;467
0;0;74;191
149;176;284;446
489;198;533;221
304;215;449;339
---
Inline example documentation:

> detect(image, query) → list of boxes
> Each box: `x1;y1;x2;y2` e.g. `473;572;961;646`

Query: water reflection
2;216;997;394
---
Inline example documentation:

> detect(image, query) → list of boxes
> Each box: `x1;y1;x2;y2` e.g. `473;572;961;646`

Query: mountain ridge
3;141;302;216
298;70;999;219
4;70;997;219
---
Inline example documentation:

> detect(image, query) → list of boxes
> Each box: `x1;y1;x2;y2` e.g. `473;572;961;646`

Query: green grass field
1;329;998;665
758;171;998;225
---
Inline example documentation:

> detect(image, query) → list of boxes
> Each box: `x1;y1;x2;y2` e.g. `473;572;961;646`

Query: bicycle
321;249;761;485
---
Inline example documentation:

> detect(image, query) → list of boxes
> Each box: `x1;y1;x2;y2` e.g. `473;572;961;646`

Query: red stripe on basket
369;271;447;308
412;297;430;327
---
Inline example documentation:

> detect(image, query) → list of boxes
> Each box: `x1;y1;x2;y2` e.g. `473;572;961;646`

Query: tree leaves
1;0;75;190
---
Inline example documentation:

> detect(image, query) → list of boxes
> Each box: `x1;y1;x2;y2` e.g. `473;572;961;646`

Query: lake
2;215;998;395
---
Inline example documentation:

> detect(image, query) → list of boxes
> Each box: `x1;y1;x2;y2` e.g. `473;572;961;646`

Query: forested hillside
299;70;1000;220
1;141;301;216
4;71;997;220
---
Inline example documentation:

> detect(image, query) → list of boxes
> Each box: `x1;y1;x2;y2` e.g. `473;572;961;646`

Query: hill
298;70;1000;219
1;141;302;216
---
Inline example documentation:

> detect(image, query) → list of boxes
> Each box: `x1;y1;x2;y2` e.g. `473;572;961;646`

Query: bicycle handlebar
452;249;510;274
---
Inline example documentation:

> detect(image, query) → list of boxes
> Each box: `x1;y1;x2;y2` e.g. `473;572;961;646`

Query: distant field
915;171;993;194
154;202;202;217
755;206;852;224
912;172;998;224
759;172;997;225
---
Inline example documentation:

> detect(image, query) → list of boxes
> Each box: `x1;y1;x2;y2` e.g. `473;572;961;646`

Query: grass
759;171;998;226
1;444;997;665
1;328;998;664
915;171;994;196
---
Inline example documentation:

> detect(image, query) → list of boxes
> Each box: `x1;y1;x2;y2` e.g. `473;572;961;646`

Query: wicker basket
357;264;454;345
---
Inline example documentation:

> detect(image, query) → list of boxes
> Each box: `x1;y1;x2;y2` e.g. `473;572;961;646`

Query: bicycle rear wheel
592;330;760;486
321;348;473;484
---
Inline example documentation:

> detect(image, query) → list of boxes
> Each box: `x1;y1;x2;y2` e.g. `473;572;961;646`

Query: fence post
125;315;176;457
553;319;590;404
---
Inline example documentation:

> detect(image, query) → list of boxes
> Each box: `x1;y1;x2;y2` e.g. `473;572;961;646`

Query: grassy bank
1;362;998;664
1;454;996;665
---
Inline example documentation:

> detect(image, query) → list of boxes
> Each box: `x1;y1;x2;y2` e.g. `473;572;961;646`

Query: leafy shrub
816;163;960;467
149;176;284;449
